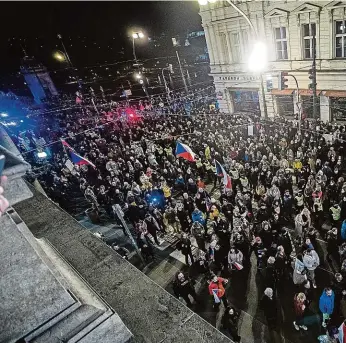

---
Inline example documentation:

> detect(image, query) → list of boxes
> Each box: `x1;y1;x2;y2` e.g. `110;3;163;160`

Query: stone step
32;304;104;343
73;311;133;343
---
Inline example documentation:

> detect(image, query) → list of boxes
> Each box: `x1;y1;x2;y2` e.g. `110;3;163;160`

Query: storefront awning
270;89;294;95
324;90;346;98
299;89;321;96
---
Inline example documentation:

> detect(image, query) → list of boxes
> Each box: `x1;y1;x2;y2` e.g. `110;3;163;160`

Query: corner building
199;0;346;122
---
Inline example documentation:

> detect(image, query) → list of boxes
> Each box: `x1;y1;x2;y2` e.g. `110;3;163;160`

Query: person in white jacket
303;248;320;288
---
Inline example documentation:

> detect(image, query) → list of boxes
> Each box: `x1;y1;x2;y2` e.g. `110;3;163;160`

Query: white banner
248;125;254;136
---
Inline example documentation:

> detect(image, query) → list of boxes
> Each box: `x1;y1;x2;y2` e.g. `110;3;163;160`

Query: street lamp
131;31;144;63
53;50;66;62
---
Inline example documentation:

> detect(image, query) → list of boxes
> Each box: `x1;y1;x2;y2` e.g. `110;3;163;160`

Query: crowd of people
9;87;346;342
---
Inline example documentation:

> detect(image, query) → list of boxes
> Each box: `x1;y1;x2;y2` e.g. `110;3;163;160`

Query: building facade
199;0;346;122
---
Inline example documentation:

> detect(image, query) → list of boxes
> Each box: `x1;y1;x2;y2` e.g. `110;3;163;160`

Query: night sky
0;1;202;76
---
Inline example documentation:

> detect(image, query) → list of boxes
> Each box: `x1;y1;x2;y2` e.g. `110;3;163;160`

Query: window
241;30;249;55
232;32;241;62
302;23;316;59
275;27;288;60
335;20;346;58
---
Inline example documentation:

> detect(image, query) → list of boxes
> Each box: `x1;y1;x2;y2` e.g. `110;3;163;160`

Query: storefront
231;90;259;113
270;89;294;117
325;91;346;122
299;90;321;119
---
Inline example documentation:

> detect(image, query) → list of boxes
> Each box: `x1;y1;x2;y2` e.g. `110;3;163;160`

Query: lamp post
198;0;268;118
56;34;82;91
132;31;144;67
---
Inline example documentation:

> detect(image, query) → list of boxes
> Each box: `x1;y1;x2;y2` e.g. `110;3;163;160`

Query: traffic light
308;67;317;90
278;72;288;91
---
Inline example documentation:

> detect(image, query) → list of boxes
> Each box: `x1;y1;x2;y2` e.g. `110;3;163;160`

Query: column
215;32;225;64
204;26;215;65
209;25;221;65
320;95;331;123
225;32;233;64
227;89;235;114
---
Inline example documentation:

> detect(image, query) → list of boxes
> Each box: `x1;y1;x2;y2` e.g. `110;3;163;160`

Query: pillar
204;25;215;65
209;25;221;65
320;95;331;123
225;32;233;64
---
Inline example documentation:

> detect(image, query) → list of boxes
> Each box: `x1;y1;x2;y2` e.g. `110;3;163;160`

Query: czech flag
61;139;73;151
69;150;96;169
215;160;232;189
175;142;195;162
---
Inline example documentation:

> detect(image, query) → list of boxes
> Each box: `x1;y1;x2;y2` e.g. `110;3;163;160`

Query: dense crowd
10;88;346;342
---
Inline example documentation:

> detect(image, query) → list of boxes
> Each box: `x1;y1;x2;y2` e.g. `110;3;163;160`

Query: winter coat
208;277;226;298
191;210;205;226
178;238;192;255
293;259;306;285
303;250;320;270
261;295;277;319
341;220;346;240
294;296;306;317
319;290;335;315
228;250;243;266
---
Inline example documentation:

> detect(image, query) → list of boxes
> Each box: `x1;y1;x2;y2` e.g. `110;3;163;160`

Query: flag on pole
175;142;195;162
69;150;96;169
61;139;73;151
215;160;232;189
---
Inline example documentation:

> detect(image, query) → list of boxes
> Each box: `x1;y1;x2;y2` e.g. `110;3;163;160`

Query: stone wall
14;187;233;343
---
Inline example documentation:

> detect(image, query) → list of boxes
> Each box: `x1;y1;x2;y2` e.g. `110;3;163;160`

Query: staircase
31;305;132;343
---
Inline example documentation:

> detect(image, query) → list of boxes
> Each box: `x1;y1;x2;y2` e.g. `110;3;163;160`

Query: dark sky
0;1;202;75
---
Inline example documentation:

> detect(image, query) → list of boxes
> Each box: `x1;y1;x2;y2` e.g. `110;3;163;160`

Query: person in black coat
263;256;277;291
261;288;277;329
173;272;197;307
177;206;190;233
144;214;160;245
222;306;241;342
177;233;194;265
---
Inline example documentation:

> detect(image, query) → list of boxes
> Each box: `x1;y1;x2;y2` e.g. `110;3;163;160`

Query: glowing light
138;32;144;38
37;151;47;158
53;51;65;62
248;42;267;72
0;113;8;118
198;0;209;5
2;121;16;126
135;73;142;79
132;33;139;39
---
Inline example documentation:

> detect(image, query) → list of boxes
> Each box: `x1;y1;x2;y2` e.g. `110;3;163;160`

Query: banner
248;125;254;136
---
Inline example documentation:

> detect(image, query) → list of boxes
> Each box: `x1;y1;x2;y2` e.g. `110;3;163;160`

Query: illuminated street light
198;0;267;72
138;32;144;39
135;73;142;79
53;51;66;62
198;0;268;117
132;33;139;39
248;41;267;72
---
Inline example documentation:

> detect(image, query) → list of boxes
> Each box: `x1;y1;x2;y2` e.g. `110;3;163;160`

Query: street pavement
77;184;340;343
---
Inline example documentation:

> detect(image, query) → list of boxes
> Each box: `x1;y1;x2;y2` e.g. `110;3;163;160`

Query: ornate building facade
200;0;346;122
